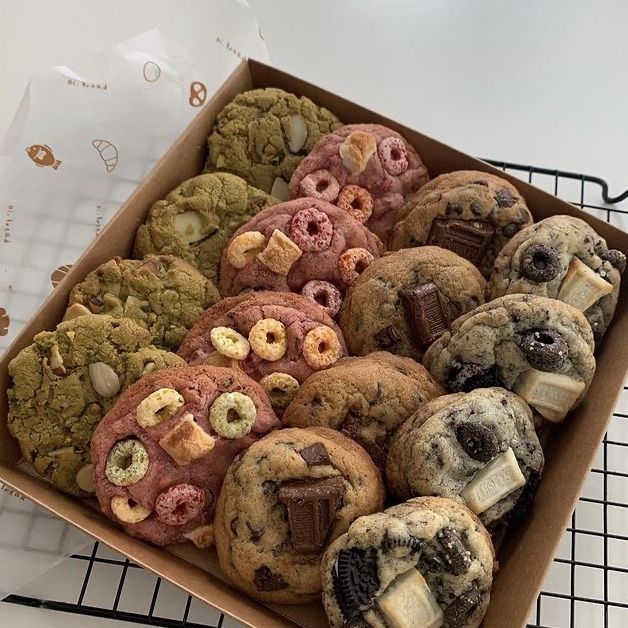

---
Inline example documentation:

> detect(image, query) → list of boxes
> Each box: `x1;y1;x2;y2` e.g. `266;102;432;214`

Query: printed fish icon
26;144;62;169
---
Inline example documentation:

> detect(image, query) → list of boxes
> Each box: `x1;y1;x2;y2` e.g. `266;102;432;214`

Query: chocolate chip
495;188;518;208
250;196;268;210
449;364;503;393
299;443;331;467
602;249;626;274
427;218;495;265
472;179;489;186
374;324;402;349
456;422;499;463
435;527;473;575
262;480;278;494
246;521;263;542
230;517;239;535
446;202;462;215
519;328;568;371
400;282;448;348
444;584;481;626
520;243;561;282
470;203;484;216
341;415;387;468
510;470;541;524
254;566;288;592
502;222;520;237
332;547;380;621
89;296;104;308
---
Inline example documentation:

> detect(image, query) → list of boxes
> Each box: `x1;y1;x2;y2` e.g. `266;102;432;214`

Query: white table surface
1;1;627;627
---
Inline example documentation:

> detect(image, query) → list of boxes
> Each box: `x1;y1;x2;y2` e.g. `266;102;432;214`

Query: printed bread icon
51;264;73;287
92;139;119;172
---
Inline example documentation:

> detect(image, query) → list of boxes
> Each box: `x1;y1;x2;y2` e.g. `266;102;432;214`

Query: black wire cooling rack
1;160;627;628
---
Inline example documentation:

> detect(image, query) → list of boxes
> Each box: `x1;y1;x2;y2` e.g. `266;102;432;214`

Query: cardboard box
0;60;626;628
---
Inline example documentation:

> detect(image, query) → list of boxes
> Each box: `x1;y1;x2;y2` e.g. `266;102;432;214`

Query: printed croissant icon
92;139;119;173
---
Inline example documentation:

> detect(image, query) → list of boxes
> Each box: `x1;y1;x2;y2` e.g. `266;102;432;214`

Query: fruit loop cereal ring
155;483;206;525
210;326;250;360
337;185;374;224
298;169;340;203
302;326;343;369
259;372;300;408
301;280;343;318
226;231;266;269
288;207;334;252
377;136;409;176
105;439;150;486
111;496;152;523
136;388;184;428
248;318;287;361
209;391;257;439
257;229;303;276
337;248;375;285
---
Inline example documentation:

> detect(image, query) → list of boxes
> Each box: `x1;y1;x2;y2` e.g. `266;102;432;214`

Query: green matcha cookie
133;173;277;282
67;255;220;350
205;88;342;197
7;315;185;496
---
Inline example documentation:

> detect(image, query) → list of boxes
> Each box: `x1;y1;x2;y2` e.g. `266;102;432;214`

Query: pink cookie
91;365;279;546
288;124;429;244
218;198;382;310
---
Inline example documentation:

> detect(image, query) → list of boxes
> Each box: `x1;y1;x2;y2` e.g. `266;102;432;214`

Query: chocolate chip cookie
178;291;347;412
321;496;495;628
282;352;444;467
391;170;533;277
217;198;382;308
489;215;625;342
423;294;596;423
91;365;279;546
288;123;429;244
339;246;487;360
214;426;384;604
7;315;184;496
205;88;342;196
387;388;544;533
133;173;278;282
67;255;220;350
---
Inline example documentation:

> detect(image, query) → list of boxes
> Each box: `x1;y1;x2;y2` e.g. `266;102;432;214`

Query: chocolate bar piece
427;218;495;265
278;476;345;554
400;283;448;348
254;565;288;591
374;324;402;349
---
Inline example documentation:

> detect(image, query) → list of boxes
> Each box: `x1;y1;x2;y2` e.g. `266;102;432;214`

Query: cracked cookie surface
214;426;384;604
7;315;184;495
68;255;220;350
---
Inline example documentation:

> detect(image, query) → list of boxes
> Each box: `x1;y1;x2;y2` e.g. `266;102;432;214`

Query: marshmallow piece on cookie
558;256;613;311
159;413;216;465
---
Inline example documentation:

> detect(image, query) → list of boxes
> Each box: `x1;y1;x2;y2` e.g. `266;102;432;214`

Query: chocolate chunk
400;282;448;348
456;422;499;463
374;324;402;349
444;584;481;626
519;328;568;372
89;296;104;308
278;476;345;554
510;470;541;524
332;547;380;621
435;527;472;575
449;363;503;393
502;222;520;237
446;202;462;215
246;521;263;542
427;218;495;265
254;566;288;592
520;243;561;282
262;480;278;494
230;517;239;535
341;415;387;469
299;442;331;467
602;249;626;274
495;188;518;208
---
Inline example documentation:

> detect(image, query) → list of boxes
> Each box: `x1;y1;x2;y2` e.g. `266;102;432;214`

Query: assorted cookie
91;365;279;546
7;315;185;495
217;197;383;307
134;173;278;282
391;170;533;277
178;292;347;409
282;352;444;467
289;123;430;243
321;496;495;628
340;246;487;360
205;87;342;196
66;255;220;351
387;388;544;533
423;294;596;422
489;215;625;341
214;426;385;604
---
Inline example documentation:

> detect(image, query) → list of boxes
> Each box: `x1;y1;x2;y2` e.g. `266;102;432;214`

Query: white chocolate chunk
461;447;526;515
377;569;444;628
288;114;308;153
558;257;613;311
270;177;290;201
174;211;207;244
514;369;585;422
159;413;216;465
